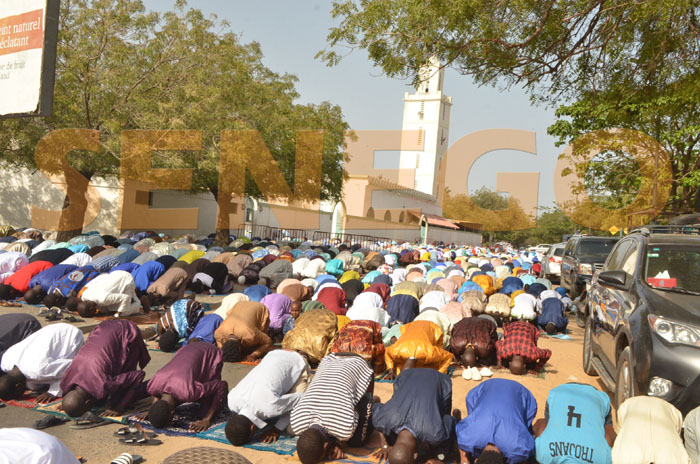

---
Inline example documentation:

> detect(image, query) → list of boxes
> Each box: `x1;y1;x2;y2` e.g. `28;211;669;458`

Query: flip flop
70;411;109;429
118;431;163;446
110;453;143;464
114;426;156;438
44;309;63;321
34;415;69;430
0;301;22;307
64;315;84;323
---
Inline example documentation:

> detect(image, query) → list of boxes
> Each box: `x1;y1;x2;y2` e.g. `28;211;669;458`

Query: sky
144;0;565;209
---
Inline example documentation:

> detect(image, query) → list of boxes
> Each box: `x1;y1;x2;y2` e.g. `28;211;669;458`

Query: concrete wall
0;166;121;234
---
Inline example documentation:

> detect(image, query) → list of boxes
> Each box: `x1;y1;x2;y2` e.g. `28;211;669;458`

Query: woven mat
128;402;231;437
162;446;252;464
375;365;456;383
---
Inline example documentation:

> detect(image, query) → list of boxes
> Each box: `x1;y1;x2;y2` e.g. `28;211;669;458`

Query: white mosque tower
399;57;452;197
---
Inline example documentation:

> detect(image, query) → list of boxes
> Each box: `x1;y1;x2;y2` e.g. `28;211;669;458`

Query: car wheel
582;317;597;376
569;279;579;300
615;347;635;409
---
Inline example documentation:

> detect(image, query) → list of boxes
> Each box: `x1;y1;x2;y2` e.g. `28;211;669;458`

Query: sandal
34;415;69;430
114;426;156;438
44;309;63;321
0;300;21;307
70;411;109;429
64;315;84;323
110;453;143;464
118;431;163;446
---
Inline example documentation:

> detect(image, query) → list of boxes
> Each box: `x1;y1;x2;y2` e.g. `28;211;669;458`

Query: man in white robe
0;323;84;403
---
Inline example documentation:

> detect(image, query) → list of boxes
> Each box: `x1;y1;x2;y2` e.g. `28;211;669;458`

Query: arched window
366;207;375;219
383;210;392;222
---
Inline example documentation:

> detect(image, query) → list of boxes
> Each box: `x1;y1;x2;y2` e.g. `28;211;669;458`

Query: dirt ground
0;311;606;464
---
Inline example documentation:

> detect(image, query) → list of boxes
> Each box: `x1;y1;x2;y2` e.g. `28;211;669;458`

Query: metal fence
311;231;395;248
234;224;312;242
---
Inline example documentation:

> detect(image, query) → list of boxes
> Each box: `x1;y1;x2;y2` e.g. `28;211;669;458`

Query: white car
528;244;551;254
540;243;565;281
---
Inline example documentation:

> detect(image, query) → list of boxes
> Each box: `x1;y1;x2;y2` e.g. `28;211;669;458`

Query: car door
562;238;578;290
593;239;638;371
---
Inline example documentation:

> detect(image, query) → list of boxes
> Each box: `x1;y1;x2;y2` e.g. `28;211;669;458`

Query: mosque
0;60;481;245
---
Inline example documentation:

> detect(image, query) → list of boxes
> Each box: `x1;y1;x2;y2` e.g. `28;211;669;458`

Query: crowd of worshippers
1;226;698;463
1;317;700;464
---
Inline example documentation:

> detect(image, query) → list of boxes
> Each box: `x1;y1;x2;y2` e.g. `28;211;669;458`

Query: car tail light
648;315;700;347
578;263;593;274
549;257;561;263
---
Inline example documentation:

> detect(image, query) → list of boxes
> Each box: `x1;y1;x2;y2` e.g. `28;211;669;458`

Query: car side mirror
599;270;627;288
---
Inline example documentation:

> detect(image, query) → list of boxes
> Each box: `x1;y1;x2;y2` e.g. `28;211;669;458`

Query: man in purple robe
140;341;228;432
60;319;151;418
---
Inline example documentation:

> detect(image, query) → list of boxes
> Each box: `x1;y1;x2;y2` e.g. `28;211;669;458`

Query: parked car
528;243;551;254
540;243;565;282
561;236;619;299
582;225;700;414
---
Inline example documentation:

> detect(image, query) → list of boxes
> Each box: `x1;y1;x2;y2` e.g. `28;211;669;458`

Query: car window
604;240;632;271
645;244;700;293
621;243;640;276
564;239;576;256
577;239;619;257
553;248;564;257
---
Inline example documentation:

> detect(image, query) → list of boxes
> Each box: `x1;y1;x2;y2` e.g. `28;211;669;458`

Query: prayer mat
128;402;232;437
162;447;252;464
541;333;572;340
198;424;298;456
36;397;153;424
1;391;44;409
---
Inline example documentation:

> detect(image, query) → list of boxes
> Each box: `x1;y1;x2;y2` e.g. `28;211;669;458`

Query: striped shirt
290;353;373;441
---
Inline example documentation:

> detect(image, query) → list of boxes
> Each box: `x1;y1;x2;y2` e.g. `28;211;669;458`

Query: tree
442;186;533;243
318;0;700;103
549;77;700;214
0;0;348;240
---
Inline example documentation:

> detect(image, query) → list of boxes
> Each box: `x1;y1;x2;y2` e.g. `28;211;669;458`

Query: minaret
399;57;452;196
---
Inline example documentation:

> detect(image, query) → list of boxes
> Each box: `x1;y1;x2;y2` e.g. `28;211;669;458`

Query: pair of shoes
462;367;482;381
462;367;494;381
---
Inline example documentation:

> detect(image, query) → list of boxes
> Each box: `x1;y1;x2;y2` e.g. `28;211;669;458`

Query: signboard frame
0;0;60;119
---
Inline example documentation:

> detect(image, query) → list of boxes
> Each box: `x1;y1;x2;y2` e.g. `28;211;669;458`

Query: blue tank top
535;383;612;464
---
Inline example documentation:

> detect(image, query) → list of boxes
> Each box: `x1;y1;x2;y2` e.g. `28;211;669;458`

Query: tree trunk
210;187;230;246
54;180;90;242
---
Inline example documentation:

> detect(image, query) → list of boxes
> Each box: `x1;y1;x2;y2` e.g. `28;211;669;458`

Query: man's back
456;378;537;463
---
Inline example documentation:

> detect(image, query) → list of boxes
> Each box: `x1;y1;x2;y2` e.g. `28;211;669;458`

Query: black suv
561;235;619;299
582;225;700;414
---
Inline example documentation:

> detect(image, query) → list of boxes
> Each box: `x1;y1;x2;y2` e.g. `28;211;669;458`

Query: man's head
0;284;15;300
402;357;417;371
296;428;327;464
158;330;179;353
65;296;80;312
290;301;302;319
190;280;205;294
61;388;94;418
509;355;526;375
389;429;417;464
146;293;160;307
224;414;255;445
545;322;557;335
43;292;66;308
0;372;25;400
221;337;243;363
77;300;97;318
477;444;504;463
461;346;476;368
24;286;45;305
147;399;174;428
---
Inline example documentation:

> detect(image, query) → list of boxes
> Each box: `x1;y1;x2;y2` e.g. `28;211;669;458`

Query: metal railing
311;231;395;248
234;224;312;241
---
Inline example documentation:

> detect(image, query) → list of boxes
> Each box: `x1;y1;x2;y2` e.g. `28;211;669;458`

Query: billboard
0;0;59;118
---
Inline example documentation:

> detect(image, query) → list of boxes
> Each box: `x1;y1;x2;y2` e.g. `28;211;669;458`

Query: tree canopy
0;0;349;237
319;0;700;103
